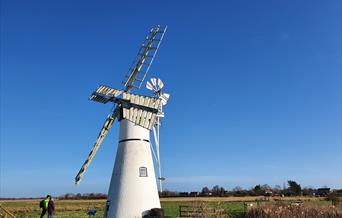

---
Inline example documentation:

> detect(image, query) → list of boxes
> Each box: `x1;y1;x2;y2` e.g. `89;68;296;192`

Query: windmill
75;26;169;218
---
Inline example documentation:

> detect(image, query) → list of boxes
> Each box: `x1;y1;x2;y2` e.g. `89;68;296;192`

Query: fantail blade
151;78;157;87
160;93;170;105
146;81;154;90
157;78;164;90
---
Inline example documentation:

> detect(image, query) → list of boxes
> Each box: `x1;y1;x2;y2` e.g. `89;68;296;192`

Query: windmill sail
123;26;167;91
75;113;116;184
89;85;123;104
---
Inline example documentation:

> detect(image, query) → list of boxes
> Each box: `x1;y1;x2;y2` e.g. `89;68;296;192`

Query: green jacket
44;198;49;209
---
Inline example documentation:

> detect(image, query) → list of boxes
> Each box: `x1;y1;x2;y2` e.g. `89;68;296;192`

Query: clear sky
0;0;341;198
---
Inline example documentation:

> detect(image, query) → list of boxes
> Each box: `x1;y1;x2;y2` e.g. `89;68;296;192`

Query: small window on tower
139;167;148;177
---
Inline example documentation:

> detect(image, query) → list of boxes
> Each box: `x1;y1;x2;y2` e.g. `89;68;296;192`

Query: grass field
0;197;334;218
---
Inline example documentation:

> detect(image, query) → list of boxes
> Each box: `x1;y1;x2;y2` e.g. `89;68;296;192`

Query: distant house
264;190;273;196
189;192;200;197
200;192;212;197
316;188;330;197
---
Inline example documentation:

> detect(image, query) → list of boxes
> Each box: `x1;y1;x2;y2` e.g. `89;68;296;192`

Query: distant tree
201;186;210;195
273;185;282;196
274;185;282;191
211;185;225;197
58;193;107;200
261;184;271;190
253;185;264;196
75;193;82;199
159;189;178;197
219;187;226;197
261;184;272;196
63;194;70;199
63;193;75;199
232;186;242;192
212;185;220;196
288;180;301;196
232;186;247;196
302;187;315;196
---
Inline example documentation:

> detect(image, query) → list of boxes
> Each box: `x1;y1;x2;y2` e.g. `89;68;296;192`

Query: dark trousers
40;209;47;218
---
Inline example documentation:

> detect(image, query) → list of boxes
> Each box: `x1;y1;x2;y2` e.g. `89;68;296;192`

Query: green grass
1;198;333;218
14;210;105;218
2;201;246;218
161;201;260;217
161;202;190;217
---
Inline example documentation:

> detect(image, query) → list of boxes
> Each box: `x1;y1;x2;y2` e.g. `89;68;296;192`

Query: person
47;196;55;218
40;195;50;218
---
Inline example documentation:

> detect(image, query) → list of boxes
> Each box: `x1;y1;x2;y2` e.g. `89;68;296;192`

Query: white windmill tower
74;26;169;218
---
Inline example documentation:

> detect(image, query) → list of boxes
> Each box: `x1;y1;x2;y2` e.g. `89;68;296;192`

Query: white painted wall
105;119;160;218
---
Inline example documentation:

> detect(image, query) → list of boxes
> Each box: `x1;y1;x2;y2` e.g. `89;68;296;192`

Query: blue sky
1;0;341;198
